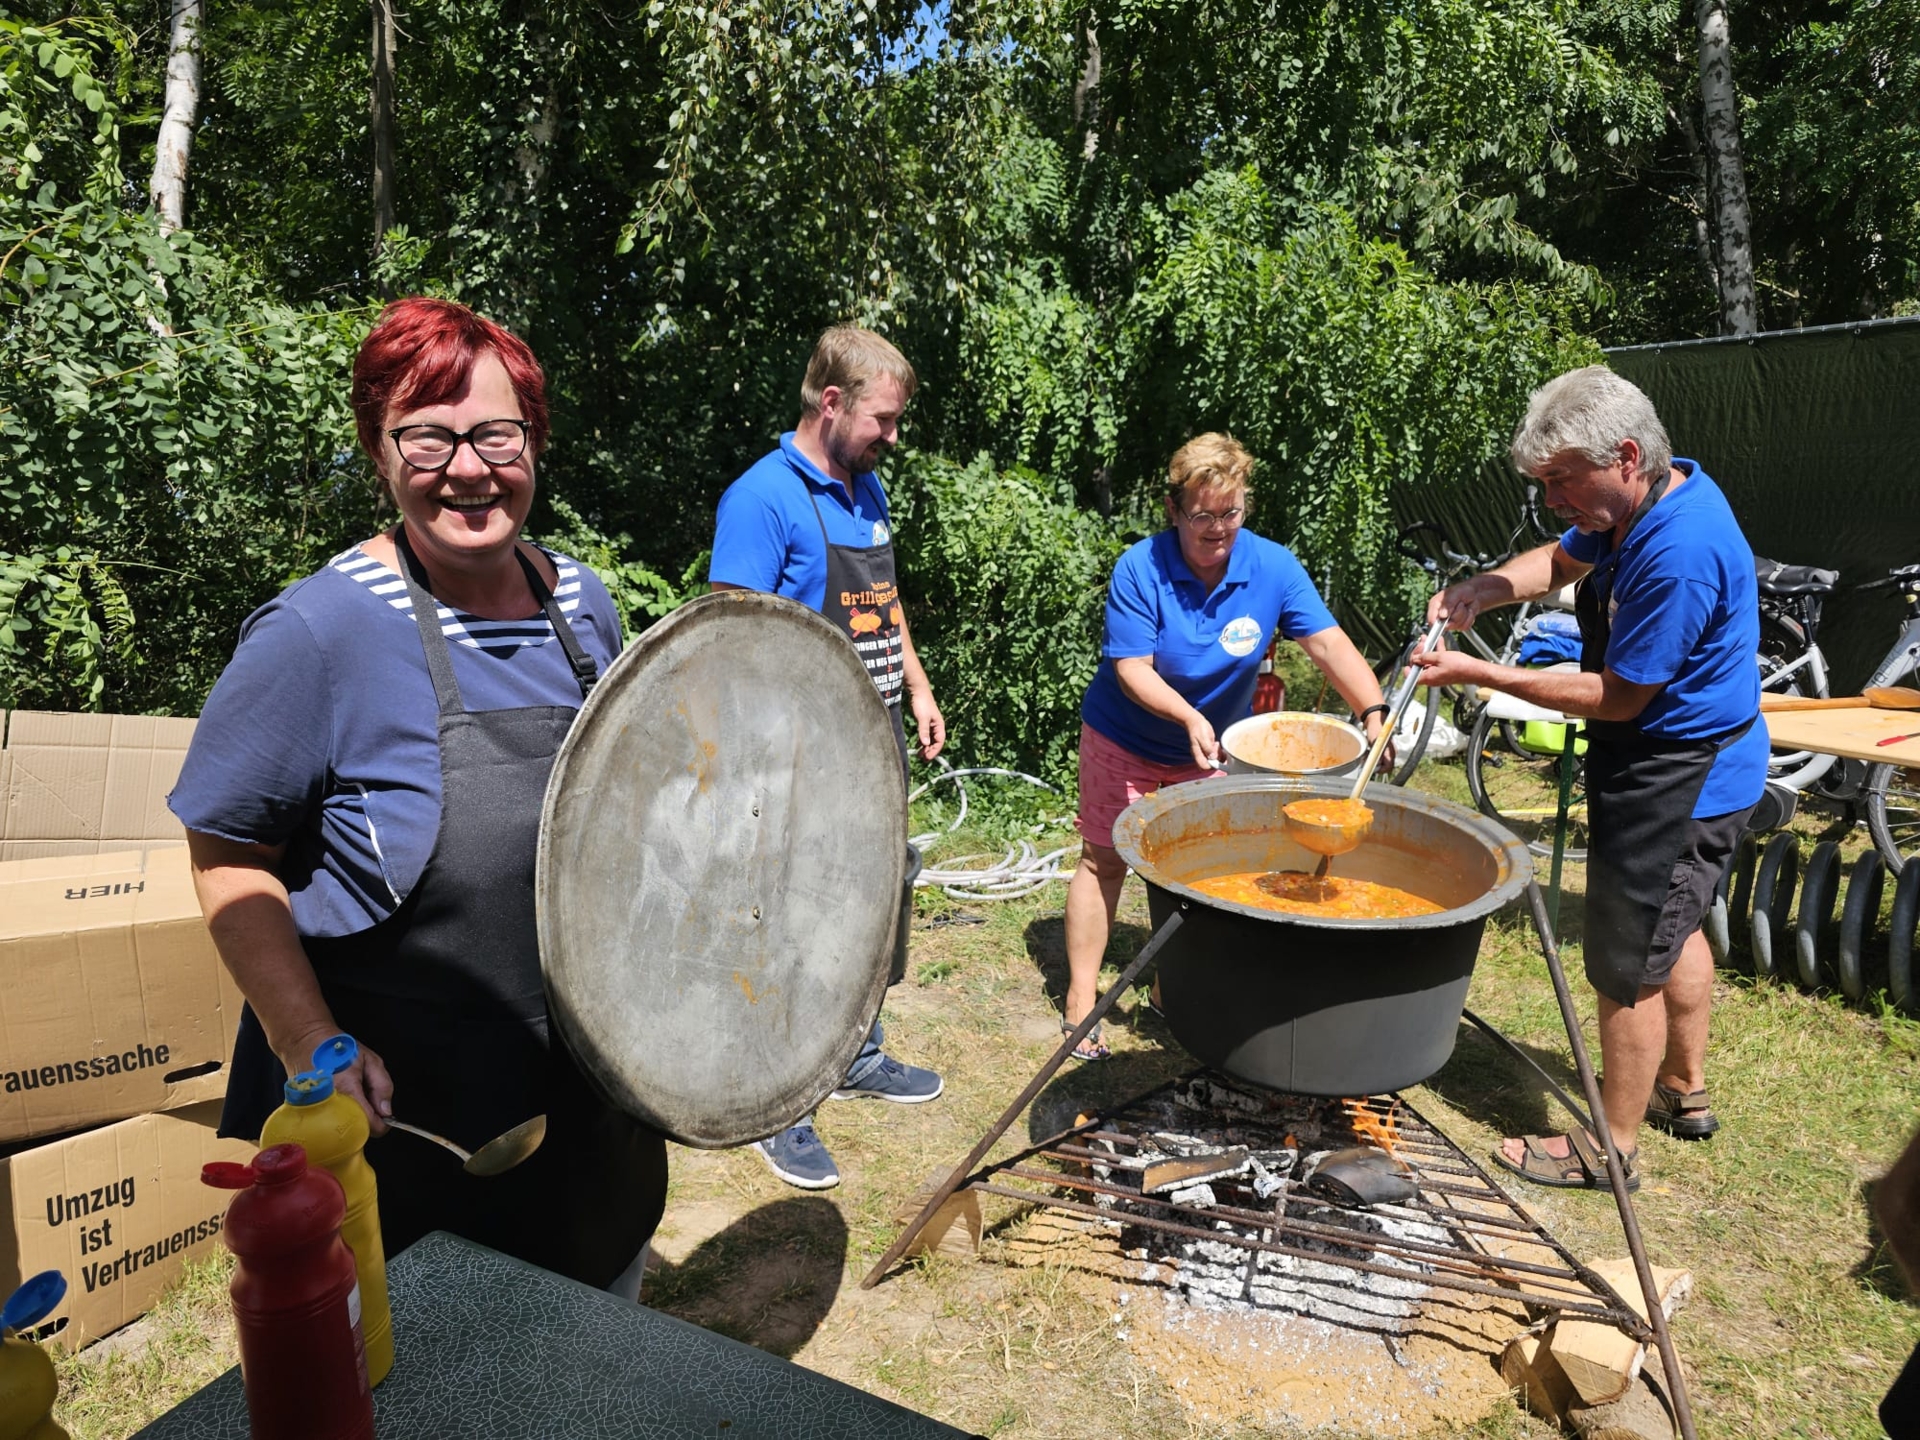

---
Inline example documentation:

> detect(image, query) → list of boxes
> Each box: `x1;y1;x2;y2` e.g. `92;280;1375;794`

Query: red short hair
351;297;550;466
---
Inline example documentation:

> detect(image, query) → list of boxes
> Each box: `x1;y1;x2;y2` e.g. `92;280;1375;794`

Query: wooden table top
1762;706;1920;766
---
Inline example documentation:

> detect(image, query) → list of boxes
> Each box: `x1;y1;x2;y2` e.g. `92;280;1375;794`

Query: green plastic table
132;1230;972;1439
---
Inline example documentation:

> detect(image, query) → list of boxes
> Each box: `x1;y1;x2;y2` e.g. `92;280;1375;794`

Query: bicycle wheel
1465;708;1588;861
1758;609;1835;792
1374;637;1440;786
1866;761;1920;875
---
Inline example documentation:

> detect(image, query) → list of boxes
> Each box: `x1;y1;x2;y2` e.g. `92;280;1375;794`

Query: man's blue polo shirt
1560;459;1767;818
1082;529;1337;765
709;433;892;611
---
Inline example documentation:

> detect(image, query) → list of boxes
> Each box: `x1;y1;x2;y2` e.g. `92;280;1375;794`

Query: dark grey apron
805;478;910;777
222;529;666;1285
1576;473;1752;1006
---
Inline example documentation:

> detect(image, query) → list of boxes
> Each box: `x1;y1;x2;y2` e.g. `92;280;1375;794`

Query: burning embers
1067;1076;1455;1328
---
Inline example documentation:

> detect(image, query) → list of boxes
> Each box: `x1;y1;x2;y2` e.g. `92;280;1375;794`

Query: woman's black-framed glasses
387;419;530;472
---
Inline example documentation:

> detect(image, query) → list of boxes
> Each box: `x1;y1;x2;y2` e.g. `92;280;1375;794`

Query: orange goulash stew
1190;870;1444;920
1282;797;1374;829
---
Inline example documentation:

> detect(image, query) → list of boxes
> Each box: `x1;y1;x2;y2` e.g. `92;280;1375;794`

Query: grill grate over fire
972;1070;1647;1337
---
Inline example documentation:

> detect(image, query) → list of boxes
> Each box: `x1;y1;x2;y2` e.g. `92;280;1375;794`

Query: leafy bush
1;20;377;712
892;453;1128;787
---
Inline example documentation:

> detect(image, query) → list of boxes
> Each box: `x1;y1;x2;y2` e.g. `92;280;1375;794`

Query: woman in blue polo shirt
1063;433;1391;1058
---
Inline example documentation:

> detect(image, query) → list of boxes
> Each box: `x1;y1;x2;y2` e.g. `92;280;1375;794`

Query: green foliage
8;0;1906;775
893;454;1126;784
534;497;706;639
0;548;135;707
0;11;377;712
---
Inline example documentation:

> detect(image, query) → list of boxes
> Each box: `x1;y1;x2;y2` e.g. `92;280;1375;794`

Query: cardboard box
0;1101;250;1347
0;709;197;862
0;846;240;1144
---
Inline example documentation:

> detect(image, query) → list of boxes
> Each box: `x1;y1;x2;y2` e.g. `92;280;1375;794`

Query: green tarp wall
1378;317;1920;690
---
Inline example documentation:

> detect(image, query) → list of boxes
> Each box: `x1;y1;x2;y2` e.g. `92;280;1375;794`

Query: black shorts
1584;805;1753;1007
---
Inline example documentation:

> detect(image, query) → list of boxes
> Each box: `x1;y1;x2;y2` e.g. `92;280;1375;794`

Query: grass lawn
50;760;1920;1438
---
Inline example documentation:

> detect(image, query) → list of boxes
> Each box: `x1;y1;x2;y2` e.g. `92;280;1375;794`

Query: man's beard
827;421;888;475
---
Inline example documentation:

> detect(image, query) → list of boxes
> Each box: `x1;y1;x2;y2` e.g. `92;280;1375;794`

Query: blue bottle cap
283;1069;334;1106
312;1034;359;1074
2;1271;67;1332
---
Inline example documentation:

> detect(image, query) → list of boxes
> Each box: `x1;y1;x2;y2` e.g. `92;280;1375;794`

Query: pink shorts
1075;722;1225;851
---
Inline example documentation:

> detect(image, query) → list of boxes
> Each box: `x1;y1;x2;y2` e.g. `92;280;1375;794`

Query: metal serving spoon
385;1114;548;1177
1283;615;1450;874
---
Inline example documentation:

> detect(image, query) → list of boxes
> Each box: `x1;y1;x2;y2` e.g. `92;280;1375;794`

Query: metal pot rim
1110;774;1534;931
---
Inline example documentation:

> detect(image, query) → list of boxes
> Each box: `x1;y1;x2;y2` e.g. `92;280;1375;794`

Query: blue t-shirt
1081;529;1338;765
168;546;623;938
708;434;893;611
1560;460;1767;817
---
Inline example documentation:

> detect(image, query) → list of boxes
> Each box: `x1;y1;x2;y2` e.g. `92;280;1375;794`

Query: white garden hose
908;759;1078;899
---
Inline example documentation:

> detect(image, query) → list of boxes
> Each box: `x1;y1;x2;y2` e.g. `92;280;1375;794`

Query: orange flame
1343;1098;1402;1157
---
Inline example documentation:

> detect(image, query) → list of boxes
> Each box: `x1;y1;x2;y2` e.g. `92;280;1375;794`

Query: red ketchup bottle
1252;640;1286;714
203;1144;374;1440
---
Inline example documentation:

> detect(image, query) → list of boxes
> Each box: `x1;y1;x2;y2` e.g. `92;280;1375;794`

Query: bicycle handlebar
1395;487;1556;585
1853;564;1920;592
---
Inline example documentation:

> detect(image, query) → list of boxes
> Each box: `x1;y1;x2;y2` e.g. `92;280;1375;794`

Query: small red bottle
1252;640;1286;714
203;1144;374;1440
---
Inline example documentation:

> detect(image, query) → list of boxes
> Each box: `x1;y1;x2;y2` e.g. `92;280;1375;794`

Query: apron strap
394;527;601;713
515;547;599;701
395;525;465;717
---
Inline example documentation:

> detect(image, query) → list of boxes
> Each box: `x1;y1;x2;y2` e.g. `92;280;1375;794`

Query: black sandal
1491;1131;1640;1193
1062;1020;1110;1062
1645;1080;1720;1139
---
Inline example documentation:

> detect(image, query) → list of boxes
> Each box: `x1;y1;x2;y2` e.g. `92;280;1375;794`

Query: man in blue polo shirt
1415;366;1764;1195
709;325;945;1190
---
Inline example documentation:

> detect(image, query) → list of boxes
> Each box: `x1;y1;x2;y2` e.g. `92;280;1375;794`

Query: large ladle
385;1114;548;1177
1281;616;1450;880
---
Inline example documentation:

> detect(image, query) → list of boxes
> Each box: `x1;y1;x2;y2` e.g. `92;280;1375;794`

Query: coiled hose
908;759;1078;900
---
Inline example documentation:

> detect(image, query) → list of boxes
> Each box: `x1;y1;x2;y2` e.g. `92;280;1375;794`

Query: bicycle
1856;562;1920;871
1327;489;1563;786
1736;558;1920;870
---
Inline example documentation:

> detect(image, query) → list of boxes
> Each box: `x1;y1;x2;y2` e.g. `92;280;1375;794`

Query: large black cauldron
1111;775;1532;1096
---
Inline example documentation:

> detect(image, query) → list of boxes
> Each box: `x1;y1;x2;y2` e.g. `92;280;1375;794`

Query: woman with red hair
171;298;666;1293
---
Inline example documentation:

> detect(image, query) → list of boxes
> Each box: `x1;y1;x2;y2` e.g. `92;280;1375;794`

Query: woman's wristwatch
1357;703;1391;728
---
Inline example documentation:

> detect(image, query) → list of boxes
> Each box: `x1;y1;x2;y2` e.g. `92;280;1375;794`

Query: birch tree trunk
371;0;398;261
1696;0;1756;334
150;0;203;235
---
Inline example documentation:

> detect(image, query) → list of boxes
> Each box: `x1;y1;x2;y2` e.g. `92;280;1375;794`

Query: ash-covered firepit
980;1070;1652;1434
1083;1076;1469;1330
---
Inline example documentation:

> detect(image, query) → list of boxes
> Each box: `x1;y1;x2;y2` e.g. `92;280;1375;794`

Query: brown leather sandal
1645;1080;1720;1139
1491;1131;1640;1193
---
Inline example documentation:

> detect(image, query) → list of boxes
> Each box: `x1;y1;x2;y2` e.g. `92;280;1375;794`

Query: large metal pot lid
537;591;906;1148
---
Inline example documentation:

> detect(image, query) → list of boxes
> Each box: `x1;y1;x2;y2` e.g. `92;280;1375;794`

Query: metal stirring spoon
1284;615;1449;870
385;1114;548;1177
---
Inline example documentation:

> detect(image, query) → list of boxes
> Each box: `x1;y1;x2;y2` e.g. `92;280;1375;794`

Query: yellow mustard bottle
260;1035;394;1386
0;1272;71;1440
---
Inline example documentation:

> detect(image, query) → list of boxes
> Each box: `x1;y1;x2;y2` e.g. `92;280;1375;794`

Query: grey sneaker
831;1053;944;1103
754;1122;840;1189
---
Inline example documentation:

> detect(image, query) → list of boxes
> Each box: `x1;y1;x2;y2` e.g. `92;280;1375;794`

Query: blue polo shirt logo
1219;616;1263;657
873;522;889;545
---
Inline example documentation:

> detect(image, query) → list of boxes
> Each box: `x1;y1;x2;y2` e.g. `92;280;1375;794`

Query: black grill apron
1575;473;1751;1007
222;530;666;1286
806;481;910;778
